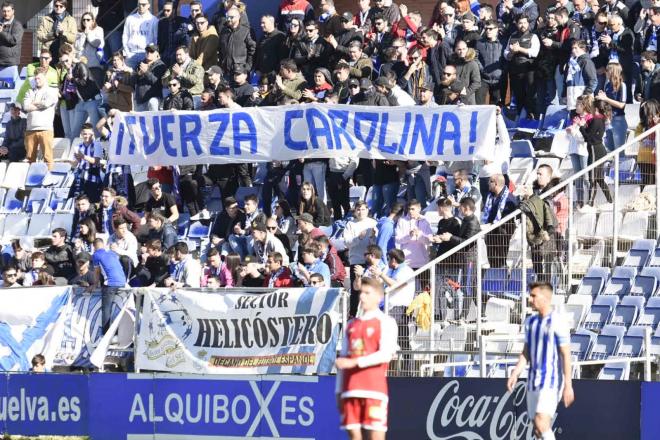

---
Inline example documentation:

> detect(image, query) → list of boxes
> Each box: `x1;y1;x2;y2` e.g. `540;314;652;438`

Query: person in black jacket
132;239;170;287
211;197;246;248
157;2;189;67
636;51;660;102
255;15;286;76
504;14;541;118
420;28;452;101
133;43;166;111
163;77;194;110
601;14;635;102
0;2;23;74
0;103;25;162
45;227;76;282
218;6;256;77
476;19;504;105
582;100;613;207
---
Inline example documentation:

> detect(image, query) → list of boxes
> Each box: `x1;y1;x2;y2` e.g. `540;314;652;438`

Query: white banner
0;287;135;371
136;288;343;374
109;104;501;166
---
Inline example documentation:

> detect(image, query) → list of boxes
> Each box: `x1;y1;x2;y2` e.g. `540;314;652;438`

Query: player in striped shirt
507;282;575;440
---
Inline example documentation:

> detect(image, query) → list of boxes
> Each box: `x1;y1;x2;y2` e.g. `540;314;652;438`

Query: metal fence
386;121;660;377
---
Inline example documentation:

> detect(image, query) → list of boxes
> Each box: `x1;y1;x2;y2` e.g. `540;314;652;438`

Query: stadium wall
0;373;650;439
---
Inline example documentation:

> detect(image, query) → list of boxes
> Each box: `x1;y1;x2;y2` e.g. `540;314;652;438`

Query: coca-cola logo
425;381;558;440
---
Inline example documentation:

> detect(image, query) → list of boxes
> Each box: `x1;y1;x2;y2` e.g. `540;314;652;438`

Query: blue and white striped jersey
524;309;570;391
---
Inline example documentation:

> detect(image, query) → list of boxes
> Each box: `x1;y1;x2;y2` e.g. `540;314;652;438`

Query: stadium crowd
0;0;658;325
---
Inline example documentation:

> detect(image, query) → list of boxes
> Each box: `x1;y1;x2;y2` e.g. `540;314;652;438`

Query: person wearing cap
251;222;290;267
332;60;351;103
163;45;205;96
452;40;480;105
318;0;343;38
189;14;219;71
121;0;158;69
71;252;97;287
133;43;166;111
274;58;308;101
418;78;438;107
346;40;373;79
458;12;480;48
0;103;25;162
157;1;190;67
205;64;226;98
231;63;255;106
403;45;432;102
255;15;287;77
218;6;256;77
346;77;360;102
325;11;363;67
373;75;401;106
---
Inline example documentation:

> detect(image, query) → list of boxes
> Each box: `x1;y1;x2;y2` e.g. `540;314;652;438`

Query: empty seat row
576;265;660;299
0;213;73;241
0;187;74;215
570;324;658;363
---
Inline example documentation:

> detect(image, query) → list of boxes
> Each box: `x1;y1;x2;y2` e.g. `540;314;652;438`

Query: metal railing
385;121;660;376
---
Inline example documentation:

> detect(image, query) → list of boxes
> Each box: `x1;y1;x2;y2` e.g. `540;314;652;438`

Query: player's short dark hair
529;281;553;294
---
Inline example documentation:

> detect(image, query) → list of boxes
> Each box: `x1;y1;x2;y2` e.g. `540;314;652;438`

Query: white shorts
527;387;561;418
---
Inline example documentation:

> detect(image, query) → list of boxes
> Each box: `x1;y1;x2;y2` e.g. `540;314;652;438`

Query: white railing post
612;153;620;268
644;327;652;382
476;253;482;348
429;264;436;367
656;127;660;240
567;183;574;288
520;216;527;323
479;334;486;378
133;289;142;374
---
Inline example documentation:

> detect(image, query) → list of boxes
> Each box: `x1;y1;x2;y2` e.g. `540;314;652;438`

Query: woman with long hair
636;99;660;186
285;18;304;59
581;99;613;208
220;253;242;287
567;94;594;208
274;200;297;247
298;182;331;227
74;12;105;87
74;217;97;254
597;62;628;151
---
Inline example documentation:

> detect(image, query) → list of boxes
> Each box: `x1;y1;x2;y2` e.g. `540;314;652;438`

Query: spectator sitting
92;237;127;332
71;251;97;287
164;242;201;288
1;265;19;287
273;58;308;101
264;251;294;287
292;242;331;286
200;88;218;110
22;252;55;287
231;63;255;106
352;244;388;291
33;269;56;286
30;354;46;373
346;40;373;79
201;249;240;287
73;217;97;255
133;239;170;287
211;197;246;251
146;212;178;252
0;2;23;78
274;200;297;248
309;272;326;287
45;227;76;282
302;67;334;102
122;0;158;69
72;194;96;238
299;182;331;227
23;72;58;170
163;45;205;97
36;0;76;65
217;84;241;108
251;222;290;266
8;238;31;275
95;187;141;234
189;14;219;70
0;103;25;162
315;235;346;287
163;76;194;110
266;216;293;259
226;194;266;258
133;43;166;111
144;178;179;224
109;217;139;278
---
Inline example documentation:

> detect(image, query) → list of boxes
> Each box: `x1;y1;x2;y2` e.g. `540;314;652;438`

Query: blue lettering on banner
354;112;379;151
306;108;333;150
179;114;203;158
284;110;307;151
161;114;177;157
410;114;439;156
140;115;161;155
232;112;257;155
209;113;230;156
438;112;462;155
327;109;355;151
469;111;478;154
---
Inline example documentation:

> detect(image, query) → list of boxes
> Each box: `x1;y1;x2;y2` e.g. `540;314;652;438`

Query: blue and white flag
0;287;71;371
136;288;344;375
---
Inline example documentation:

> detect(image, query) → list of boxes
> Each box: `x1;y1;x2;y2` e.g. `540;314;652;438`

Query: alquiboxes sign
0;374;647;439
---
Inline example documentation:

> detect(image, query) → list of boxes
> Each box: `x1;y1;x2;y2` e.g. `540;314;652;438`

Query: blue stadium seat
588;333;620;361
612;266;637;279
505;268;534;299
0;188;24;213
576;276;606;298
634;297;660;328
601;324;626;340
186;221;210;239
482;268;507;297
442;354;471;378
510;140;534;158
629;274;657;300
584;302;615;332
25;162;49;187
541;105;569;130
570;330;595;362
610;296;645;329
601;277;631;298
648;248;660;267
622;239;656;270
348;185;367;208
598;362;630;380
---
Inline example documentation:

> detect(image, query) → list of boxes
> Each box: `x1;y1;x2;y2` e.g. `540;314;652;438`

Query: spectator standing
45;228;76;282
231;63;255;106
636;51;660;102
0;2;23;78
482;174;519;268
122;0;158;69
504;14;540;118
601;14;634;101
158;1;189;67
395;199;433;271
636;99;660;186
95;187;141;234
565;40;598;111
133;43;166;111
68;123;103;203
371;160;400;218
598;62;628;151
190;14;219;70
109;217;139;278
36;0;76;65
567;95;592;208
146;212;178;252
71;61;102;137
376;202;404;262
277;0;315;32
218;6;256;77
16;48;58;104
583;100;613;208
103;52;134;112
255;15;286;77
92;237;127;332
163;45;205;97
344;201;378;314
327;154;358;221
74;12;105;87
71;252;97;287
299;182;331;227
23;72;58;170
475;20;504;105
452;40;481;105
0;103;25;162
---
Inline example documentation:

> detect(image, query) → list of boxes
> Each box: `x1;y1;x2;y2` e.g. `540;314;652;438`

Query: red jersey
336;310;398;401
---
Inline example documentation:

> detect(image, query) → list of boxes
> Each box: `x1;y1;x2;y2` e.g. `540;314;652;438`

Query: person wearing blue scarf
482;174;519;268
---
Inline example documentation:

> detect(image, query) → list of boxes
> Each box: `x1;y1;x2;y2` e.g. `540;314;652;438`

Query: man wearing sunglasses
36;0;76;65
1;266;20;288
122;0;158;69
0;2;23;75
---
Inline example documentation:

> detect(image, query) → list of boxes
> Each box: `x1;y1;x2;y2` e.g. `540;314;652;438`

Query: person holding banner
336;277;398;439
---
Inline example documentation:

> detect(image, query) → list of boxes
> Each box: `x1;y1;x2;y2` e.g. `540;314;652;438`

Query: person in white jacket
343;201;378;316
23;72;58;170
74;12;105;87
122;0;158;69
108;217;139;277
